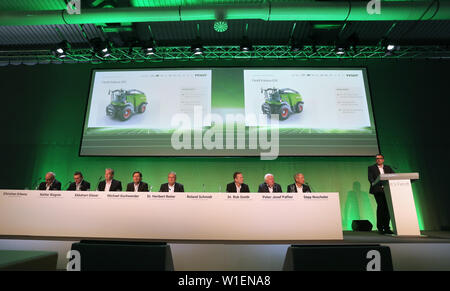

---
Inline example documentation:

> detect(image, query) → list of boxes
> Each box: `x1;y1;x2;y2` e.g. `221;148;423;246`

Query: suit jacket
368;164;395;194
159;182;184;192
226;182;250;193
287;183;311;193
97;179;122;191
38;180;61;190
126;182;149;192
258;183;282;193
67;180;90;191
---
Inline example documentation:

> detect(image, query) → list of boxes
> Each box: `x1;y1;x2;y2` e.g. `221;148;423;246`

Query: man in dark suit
126;171;149;192
258;173;282;193
226;172;250;193
67;171;90;191
38;172;61;190
368;154;395;234
287;173;311;193
97;168;122;191
159;171;184;192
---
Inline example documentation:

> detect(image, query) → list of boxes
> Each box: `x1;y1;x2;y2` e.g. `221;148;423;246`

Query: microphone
149;185;153;192
32;177;42;190
96;176;102;190
290;184;296;193
202;184;205;192
218;185;222;192
64;181;71;190
304;182;315;192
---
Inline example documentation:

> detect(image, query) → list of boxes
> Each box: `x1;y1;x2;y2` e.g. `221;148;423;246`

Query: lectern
374;173;421;236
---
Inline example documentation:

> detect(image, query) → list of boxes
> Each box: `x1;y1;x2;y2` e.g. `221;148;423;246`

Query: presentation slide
80;68;379;157
86;70;212;129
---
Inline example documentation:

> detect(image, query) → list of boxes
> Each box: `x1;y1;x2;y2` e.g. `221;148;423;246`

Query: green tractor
106;89;148;121
261;88;304;121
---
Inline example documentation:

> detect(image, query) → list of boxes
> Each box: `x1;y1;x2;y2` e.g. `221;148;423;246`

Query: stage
1;231;449;271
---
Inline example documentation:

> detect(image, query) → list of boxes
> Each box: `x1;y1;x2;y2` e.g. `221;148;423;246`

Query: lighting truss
1;45;449;65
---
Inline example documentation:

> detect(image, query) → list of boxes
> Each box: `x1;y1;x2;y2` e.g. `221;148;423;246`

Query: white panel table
0;190;343;241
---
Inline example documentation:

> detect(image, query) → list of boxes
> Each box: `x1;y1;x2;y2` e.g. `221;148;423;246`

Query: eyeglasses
376;157;384;160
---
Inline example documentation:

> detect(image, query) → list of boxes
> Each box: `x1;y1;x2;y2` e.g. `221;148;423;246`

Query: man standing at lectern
368;154;395;234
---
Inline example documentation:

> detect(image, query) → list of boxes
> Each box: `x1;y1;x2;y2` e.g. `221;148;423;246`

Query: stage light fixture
191;45;204;56
52;41;70;58
99;47;111;58
240;36;253;52
385;44;399;56
142;46;156;56
335;45;346;56
92;38;112;58
240;44;253;52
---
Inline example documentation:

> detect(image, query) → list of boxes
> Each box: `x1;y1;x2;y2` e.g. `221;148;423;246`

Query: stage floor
1;231;450;270
340;230;450;244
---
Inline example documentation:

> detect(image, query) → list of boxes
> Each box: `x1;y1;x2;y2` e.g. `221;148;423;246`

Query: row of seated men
38;169;312;193
36;154;395;234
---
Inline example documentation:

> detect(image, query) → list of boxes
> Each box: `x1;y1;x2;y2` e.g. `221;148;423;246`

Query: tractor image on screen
106;89;148;121
261;88;304;121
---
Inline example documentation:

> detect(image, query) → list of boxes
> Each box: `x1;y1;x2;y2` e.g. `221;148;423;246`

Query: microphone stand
32;177;42;190
96;176;102;191
305;182;316;192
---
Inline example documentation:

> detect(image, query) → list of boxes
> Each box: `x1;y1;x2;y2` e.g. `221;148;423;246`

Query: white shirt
296;185;303;193
236;183;241;193
168;184;175;192
268;186;273;193
378;165;384;174
105;180;112;192
45;184;51;191
76;182;81;191
134;183;139;192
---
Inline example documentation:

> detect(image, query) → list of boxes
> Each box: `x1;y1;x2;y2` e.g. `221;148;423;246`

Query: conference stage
1;188;450;271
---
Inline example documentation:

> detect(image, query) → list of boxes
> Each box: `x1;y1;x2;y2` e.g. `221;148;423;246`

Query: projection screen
80;68;379;157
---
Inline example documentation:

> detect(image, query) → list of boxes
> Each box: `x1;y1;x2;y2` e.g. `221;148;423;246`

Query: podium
374;173;421;236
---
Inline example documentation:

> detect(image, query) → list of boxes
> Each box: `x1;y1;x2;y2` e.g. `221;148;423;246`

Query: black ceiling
0;19;449;51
